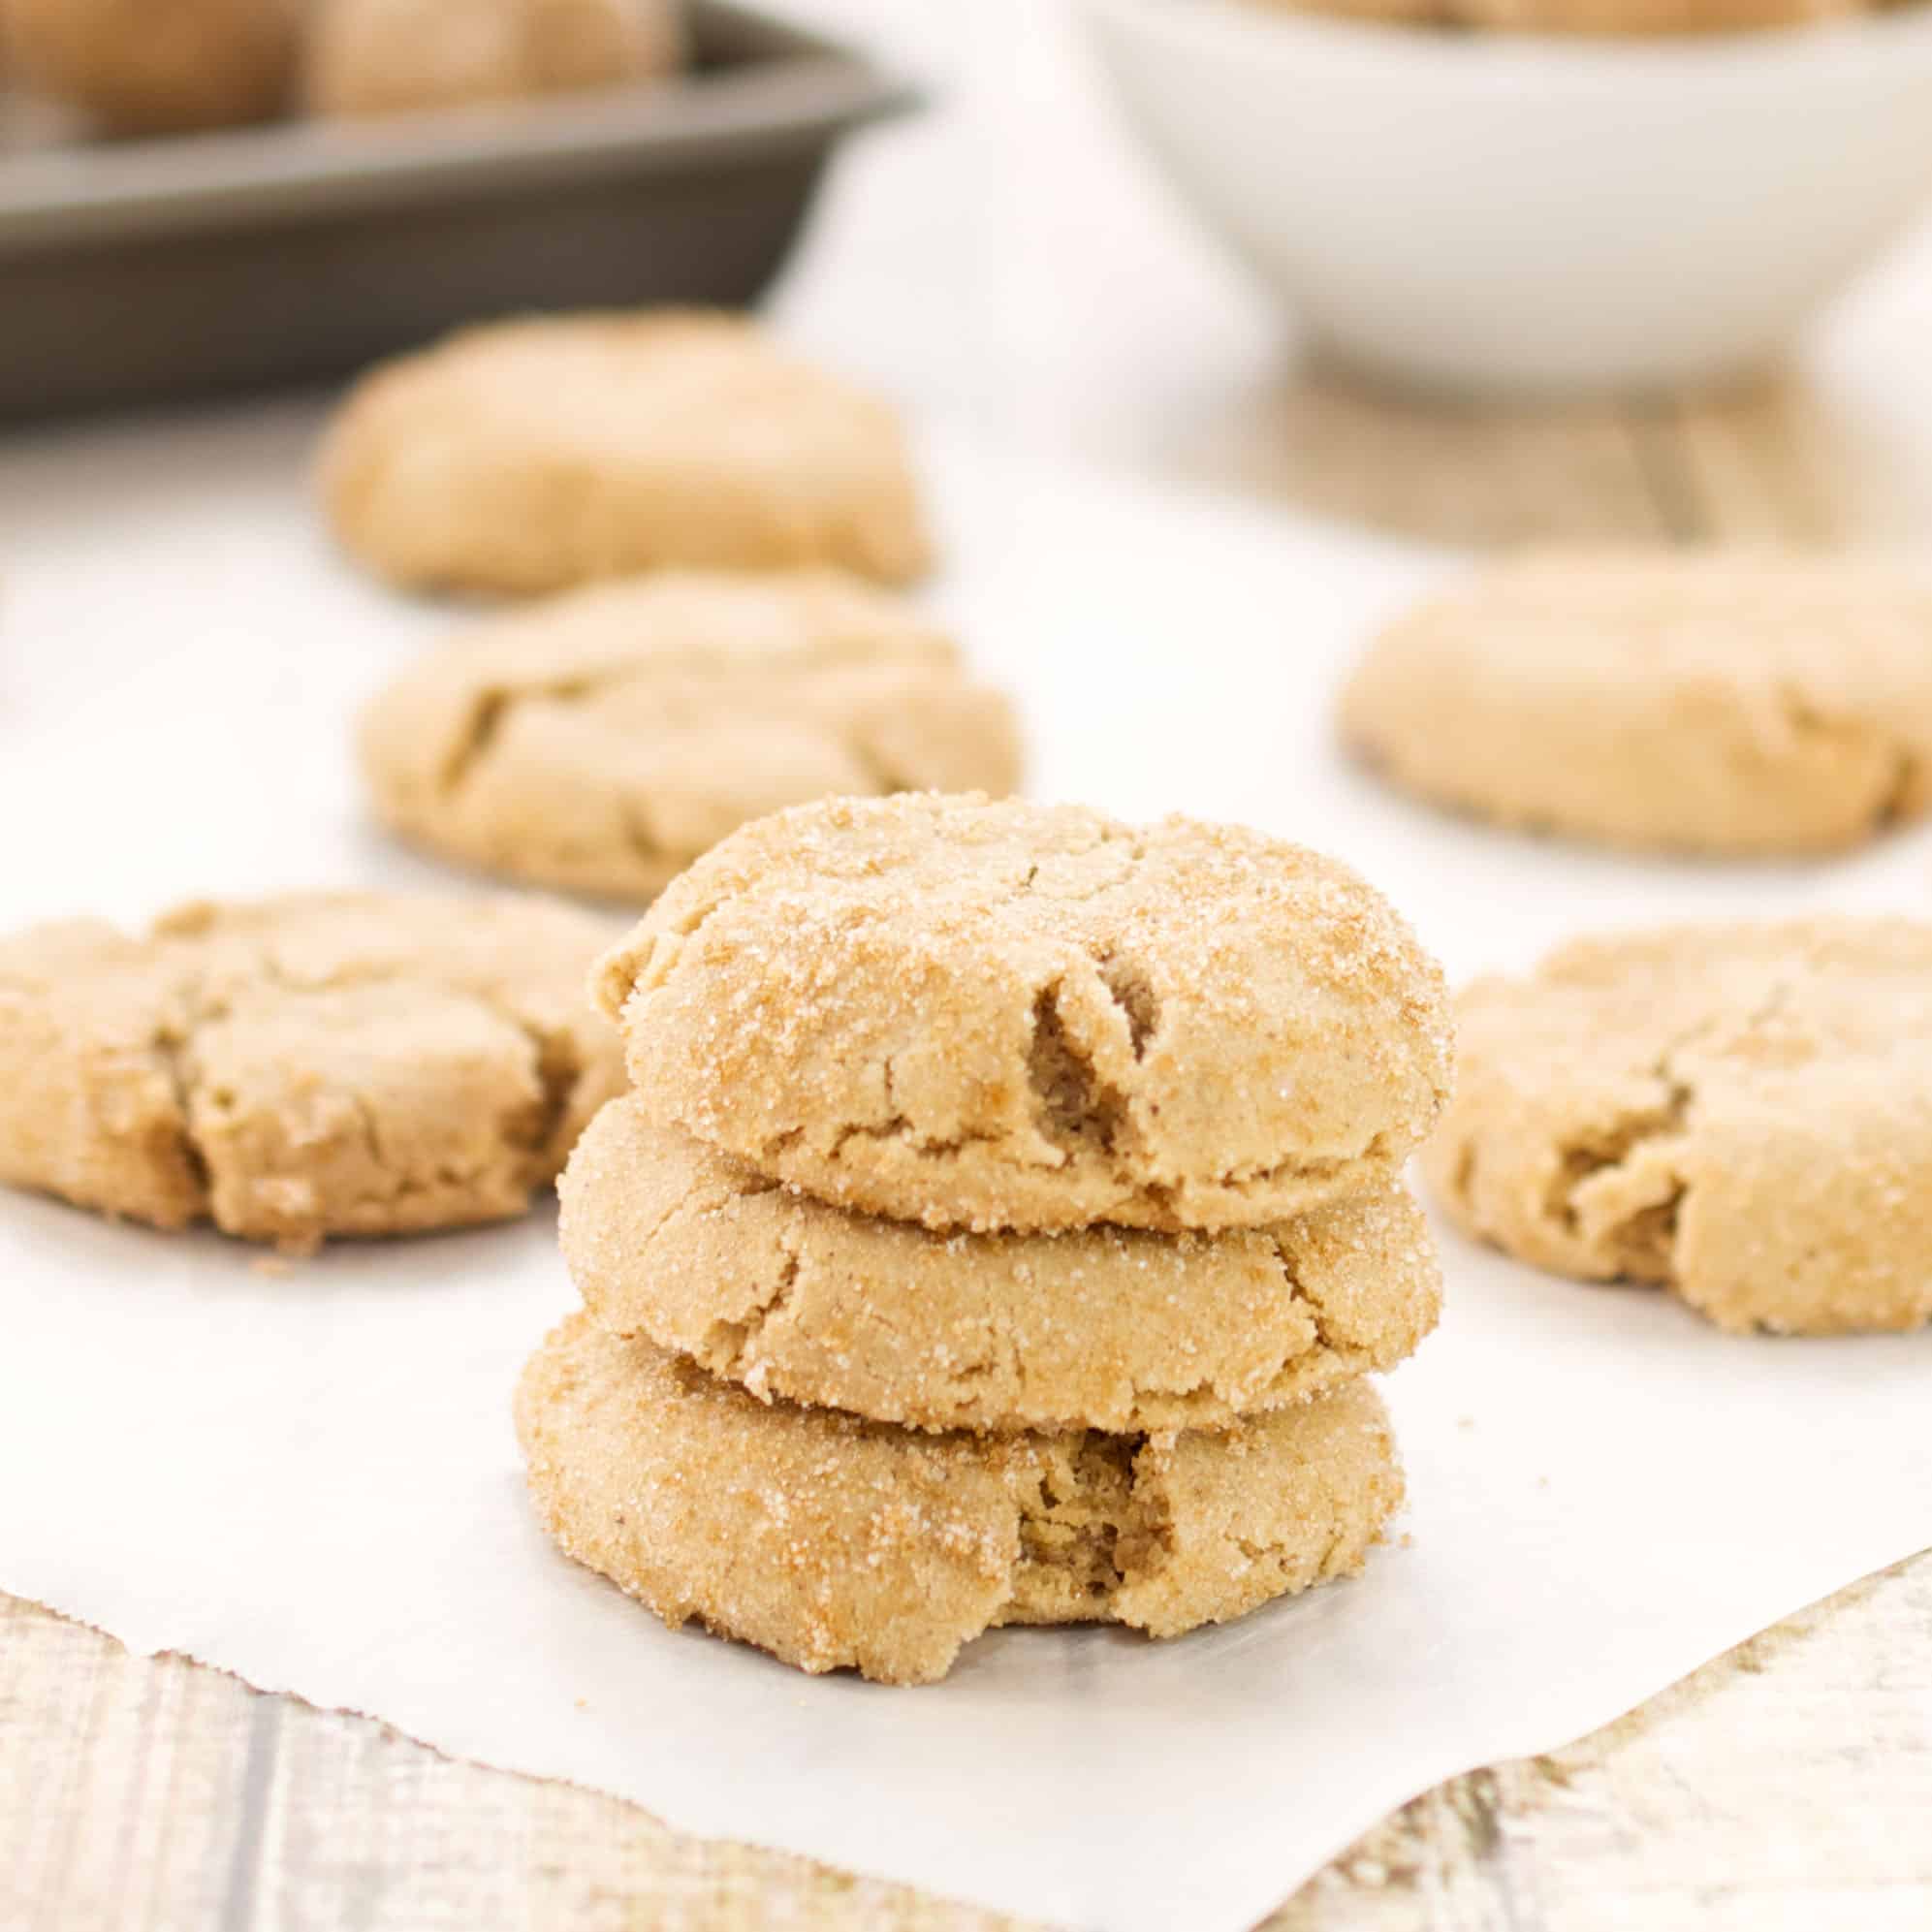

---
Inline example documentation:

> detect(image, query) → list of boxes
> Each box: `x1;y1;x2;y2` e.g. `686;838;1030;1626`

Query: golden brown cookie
357;571;1024;902
0;892;623;1251
516;1313;1404;1685
595;795;1453;1234
1237;0;1862;30
303;0;681;120
320;312;932;597
1457;0;1863;32
1426;917;1932;1334
0;0;299;134
1341;552;1932;856
558;1094;1441;1433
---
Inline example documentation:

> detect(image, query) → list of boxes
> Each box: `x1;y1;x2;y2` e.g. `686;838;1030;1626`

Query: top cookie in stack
520;794;1453;1683
591;794;1452;1232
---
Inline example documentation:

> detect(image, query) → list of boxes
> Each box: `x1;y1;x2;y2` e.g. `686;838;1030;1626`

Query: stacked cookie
518;795;1454;1684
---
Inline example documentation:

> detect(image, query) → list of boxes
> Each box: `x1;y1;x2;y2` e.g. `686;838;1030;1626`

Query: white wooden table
6;4;1932;1924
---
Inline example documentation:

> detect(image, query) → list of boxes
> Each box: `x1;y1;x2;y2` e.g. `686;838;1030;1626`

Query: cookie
1457;0;1864;31
516;1312;1403;1685
320;312;932;597
0;0;299;134
1239;0;1863;30
1340;552;1932;855
594;795;1453;1234
304;0;681;120
0;892;622;1251
1426;918;1932;1335
357;571;1024;902
558;1094;1441;1434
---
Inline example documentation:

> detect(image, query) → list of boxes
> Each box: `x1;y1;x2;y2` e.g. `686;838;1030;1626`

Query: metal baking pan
0;1;915;422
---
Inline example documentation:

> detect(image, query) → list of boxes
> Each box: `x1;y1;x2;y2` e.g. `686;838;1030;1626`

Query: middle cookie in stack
521;794;1453;1684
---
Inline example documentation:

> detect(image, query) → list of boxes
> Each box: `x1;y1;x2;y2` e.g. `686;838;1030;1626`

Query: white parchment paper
0;406;1927;1932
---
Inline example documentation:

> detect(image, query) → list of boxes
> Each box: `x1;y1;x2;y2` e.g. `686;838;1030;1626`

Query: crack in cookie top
595;794;1453;1234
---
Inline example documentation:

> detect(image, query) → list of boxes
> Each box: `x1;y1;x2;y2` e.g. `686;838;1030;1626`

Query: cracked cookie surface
517;1312;1404;1685
1426;918;1932;1334
358;571;1024;901
559;1094;1441;1433
595;795;1453;1233
320;311;932;596
1340;551;1932;854
0;891;624;1251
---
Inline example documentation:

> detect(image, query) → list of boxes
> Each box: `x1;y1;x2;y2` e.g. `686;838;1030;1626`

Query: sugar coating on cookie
0;893;623;1252
1427;917;1932;1335
1341;552;1932;855
595;794;1453;1233
517;1313;1404;1685
304;0;681;119
559;1095;1442;1433
0;0;300;134
320;311;932;596
358;571;1024;902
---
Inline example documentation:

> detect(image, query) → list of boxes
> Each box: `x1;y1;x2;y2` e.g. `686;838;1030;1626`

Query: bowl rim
1077;0;1932;89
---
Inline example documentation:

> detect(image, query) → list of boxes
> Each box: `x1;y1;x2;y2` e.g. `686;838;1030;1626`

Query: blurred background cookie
1453;0;1864;31
320;311;933;595
358;570;1022;901
1341;551;1932;855
0;0;301;135
1242;0;1866;30
303;0;682;120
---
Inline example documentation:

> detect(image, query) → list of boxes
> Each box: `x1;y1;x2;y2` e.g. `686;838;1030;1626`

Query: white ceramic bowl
1078;0;1932;395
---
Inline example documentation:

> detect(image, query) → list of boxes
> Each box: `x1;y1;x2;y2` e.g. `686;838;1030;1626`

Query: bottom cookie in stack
517;1312;1406;1687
